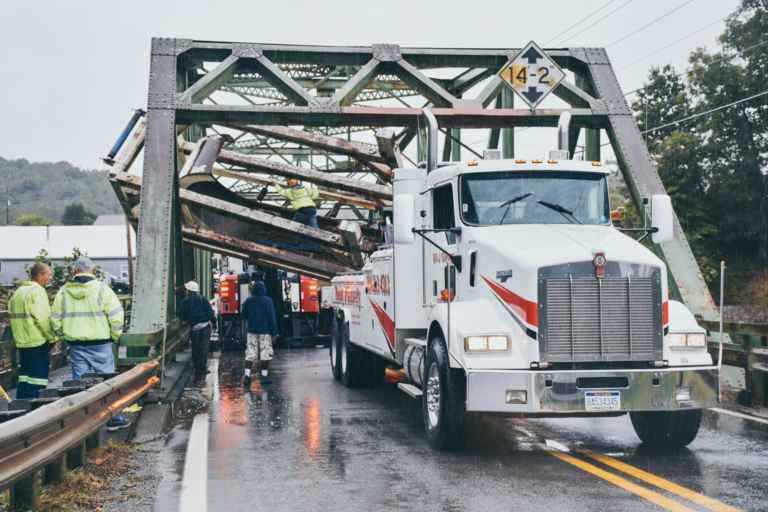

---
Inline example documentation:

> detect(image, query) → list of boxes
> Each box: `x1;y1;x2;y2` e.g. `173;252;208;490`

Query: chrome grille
539;268;662;363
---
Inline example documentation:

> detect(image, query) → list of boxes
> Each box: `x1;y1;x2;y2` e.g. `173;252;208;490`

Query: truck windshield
460;171;610;226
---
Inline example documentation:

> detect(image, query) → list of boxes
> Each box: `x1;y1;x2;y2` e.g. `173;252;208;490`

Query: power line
555;0;635;45
641;88;768;135
619;15;726;70
544;0;618;46
606;0;697;48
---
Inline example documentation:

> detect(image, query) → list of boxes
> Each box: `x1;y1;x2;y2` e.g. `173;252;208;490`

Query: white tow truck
327;115;718;450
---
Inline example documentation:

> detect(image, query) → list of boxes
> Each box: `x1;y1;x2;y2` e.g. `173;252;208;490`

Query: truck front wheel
423;338;467;450
630;409;702;448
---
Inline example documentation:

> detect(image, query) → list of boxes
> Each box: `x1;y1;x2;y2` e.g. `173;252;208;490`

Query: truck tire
630;409;702;448
423;338;467;450
341;322;364;388
329;313;342;382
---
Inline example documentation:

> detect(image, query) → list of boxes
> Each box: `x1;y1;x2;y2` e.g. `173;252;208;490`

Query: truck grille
538;264;662;363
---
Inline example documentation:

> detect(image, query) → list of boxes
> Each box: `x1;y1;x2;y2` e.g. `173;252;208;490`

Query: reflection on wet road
206;349;766;511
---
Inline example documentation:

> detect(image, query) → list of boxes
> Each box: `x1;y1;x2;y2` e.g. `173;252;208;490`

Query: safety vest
7;281;54;349
51;275;124;342
276;184;319;210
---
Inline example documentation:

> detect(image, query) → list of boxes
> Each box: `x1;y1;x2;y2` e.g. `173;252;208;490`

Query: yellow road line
548;451;696;512
581;450;741;512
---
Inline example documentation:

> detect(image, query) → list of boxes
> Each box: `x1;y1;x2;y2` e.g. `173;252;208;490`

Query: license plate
584;390;621;411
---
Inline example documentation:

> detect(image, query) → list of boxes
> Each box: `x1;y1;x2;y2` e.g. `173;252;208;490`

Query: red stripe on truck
369;299;396;354
482;276;539;327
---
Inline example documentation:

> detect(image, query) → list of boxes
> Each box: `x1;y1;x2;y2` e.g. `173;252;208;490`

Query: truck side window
433;184;456;243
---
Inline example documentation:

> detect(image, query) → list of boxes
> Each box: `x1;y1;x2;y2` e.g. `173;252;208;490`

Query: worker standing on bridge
275;179;320;229
241;280;278;387
52;257;130;431
180;280;215;381
8;263;55;399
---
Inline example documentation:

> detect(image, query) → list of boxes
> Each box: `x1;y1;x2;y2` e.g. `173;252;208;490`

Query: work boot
243;371;251;388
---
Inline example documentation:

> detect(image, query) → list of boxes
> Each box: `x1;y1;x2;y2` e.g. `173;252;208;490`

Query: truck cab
331;156;718;450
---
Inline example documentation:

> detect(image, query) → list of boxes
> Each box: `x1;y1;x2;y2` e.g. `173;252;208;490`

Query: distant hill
0;157;121;224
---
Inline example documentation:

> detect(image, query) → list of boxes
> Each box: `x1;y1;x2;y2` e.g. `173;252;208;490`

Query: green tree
632;0;768;287
61;202;96;225
15;213;53;226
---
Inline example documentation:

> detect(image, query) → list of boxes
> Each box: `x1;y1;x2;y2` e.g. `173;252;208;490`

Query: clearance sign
498;41;565;109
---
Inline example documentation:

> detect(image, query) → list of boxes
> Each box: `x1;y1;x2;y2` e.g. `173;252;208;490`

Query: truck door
425;183;458;307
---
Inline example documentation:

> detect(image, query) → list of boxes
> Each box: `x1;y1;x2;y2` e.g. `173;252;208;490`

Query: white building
0;222;135;284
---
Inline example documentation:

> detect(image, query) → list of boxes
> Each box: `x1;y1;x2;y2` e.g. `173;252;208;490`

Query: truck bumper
465;366;718;414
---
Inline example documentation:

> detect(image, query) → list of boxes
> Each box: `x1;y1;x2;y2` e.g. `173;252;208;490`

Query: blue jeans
69;342;115;379
292;208;320;251
69;343;127;425
292;207;319;229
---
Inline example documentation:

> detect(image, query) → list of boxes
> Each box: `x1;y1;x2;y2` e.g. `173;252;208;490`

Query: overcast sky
0;0;740;168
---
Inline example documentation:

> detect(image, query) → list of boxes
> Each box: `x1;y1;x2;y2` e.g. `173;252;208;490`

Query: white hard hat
184;281;200;293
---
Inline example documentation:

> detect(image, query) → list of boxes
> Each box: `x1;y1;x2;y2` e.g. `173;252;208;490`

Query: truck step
397;382;423;399
404;337;426;347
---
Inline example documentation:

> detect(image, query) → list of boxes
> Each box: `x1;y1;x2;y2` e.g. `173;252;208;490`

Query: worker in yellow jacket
52;256;130;431
275;178;320;229
8;262;55;399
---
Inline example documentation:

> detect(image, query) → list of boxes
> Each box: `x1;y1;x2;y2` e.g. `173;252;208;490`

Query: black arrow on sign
521;87;544;104
520;46;542;64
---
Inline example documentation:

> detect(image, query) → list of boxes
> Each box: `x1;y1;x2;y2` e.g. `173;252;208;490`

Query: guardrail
0;360;159;509
704;320;768;405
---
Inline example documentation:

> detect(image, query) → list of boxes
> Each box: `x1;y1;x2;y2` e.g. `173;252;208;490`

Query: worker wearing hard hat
52;257;129;431
180;280;215;380
275;178;320;229
8;263;55;399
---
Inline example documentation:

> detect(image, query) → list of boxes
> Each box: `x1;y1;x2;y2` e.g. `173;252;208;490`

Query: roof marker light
547;160;558;164
532;159;543;164
514;159;526;164
467;159;479;167
591;161;602;166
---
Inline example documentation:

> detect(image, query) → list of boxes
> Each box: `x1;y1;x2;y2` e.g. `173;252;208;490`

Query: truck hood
469;224;664;270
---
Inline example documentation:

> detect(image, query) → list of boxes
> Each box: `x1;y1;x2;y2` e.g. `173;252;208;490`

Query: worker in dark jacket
180;281;215;379
241;281;278;386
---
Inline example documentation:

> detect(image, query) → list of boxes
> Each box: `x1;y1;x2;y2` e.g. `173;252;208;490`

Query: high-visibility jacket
275;184;319;210
51;274;124;343
8;281;55;349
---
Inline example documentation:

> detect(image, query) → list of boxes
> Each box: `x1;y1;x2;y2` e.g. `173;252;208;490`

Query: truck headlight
464;335;509;352
668;332;706;347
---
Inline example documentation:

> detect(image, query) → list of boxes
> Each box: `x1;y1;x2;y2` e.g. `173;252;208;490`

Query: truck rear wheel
630;409;702;448
423;338;467;450
329;313;342;382
341;322;364;388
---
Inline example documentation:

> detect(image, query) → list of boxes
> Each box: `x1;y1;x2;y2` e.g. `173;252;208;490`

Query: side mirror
651;194;674;244
393;194;415;244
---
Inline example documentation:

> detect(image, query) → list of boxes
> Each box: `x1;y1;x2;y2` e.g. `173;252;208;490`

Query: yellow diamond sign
499;41;565;109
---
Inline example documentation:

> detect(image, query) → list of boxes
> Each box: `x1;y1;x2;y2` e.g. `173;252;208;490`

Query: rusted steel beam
109;117;146;174
183;225;352;280
113;173;366;263
224;124;388;164
212;168;383;209
176;104;598;129
224;124;393;179
179;140;392;200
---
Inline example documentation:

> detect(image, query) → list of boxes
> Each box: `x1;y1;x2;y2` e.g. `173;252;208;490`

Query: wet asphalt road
206;348;767;512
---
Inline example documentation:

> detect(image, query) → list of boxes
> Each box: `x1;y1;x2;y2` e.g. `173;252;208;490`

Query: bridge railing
705;320;768;405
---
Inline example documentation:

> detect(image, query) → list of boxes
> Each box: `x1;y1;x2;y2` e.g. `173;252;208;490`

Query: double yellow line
549;449;740;512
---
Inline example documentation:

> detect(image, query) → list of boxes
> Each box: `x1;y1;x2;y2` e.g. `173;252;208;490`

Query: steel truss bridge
105;39;718;360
